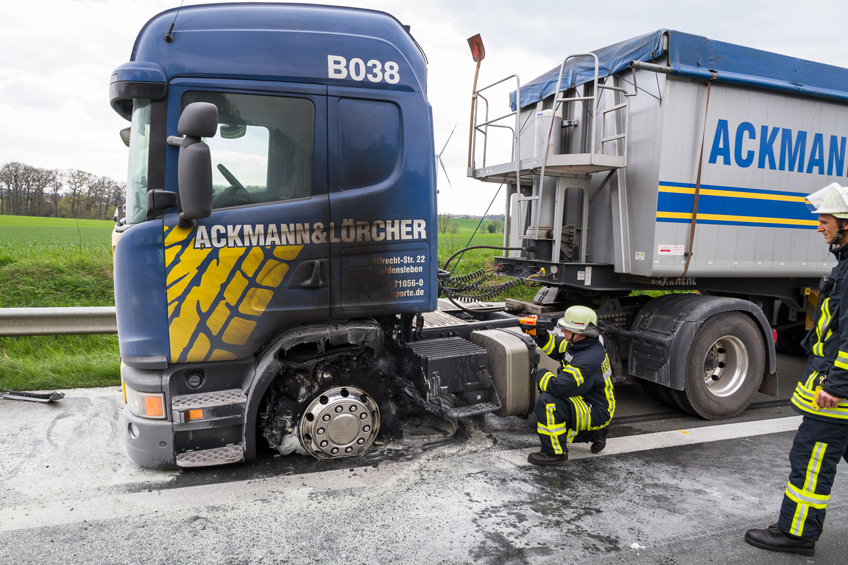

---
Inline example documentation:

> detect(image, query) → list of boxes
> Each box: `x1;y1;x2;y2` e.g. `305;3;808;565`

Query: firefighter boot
591;426;608;454
528;451;568;466
744;524;815;557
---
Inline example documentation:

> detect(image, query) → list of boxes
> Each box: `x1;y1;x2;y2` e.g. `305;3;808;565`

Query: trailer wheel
674;313;765;420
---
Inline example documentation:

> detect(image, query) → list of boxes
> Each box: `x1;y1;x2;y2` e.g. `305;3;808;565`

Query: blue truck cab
111;3;446;468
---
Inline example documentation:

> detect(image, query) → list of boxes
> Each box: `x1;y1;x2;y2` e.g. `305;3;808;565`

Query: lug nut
331;448;339;455
357;438;365;445
335;406;343;413
349;405;357;412
320;440;328;447
360;413;367;420
323;414;331;421
317;428;325;435
345;447;353;453
363;425;370;432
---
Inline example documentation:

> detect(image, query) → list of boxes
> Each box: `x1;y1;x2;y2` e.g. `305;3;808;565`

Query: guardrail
0;307;117;337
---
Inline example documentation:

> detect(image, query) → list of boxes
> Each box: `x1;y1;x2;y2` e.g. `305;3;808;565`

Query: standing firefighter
746;183;848;557
519;306;615;466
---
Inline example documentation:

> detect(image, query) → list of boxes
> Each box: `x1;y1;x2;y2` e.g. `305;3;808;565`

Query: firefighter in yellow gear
746;183;848;557
519;305;615;466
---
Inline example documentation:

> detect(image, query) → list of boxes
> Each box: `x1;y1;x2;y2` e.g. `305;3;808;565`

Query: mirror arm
178;211;196;229
145;190;178;221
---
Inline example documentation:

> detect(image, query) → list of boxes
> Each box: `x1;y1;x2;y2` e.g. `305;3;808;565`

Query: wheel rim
702;335;749;397
299;386;380;459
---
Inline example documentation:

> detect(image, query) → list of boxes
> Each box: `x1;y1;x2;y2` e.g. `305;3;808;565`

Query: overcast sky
3;0;848;215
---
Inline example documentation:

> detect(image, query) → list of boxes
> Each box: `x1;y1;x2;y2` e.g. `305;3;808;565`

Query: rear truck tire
673;312;765;420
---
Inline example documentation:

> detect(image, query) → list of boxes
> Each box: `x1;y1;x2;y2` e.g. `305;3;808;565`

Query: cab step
176;444;244;468
172;389;246;423
172;388;246;409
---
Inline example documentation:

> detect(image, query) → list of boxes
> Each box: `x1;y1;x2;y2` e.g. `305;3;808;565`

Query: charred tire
260;349;399;459
674;312;765;420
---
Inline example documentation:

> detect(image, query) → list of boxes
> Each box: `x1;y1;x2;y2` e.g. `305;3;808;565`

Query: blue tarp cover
514;30;848;110
511;30;665;110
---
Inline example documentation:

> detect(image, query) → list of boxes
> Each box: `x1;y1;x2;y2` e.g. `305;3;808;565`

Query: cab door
327;87;437;319
163;79;328;363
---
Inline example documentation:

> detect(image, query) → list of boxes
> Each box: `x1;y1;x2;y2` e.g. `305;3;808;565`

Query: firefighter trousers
777;416;848;540
534;392;601;455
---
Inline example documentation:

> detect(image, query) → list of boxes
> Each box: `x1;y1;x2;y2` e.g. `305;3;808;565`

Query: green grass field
0;214;538;391
438;218;541;303
0;215;119;390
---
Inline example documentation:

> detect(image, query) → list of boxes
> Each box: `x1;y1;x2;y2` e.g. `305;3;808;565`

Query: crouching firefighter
519;305;615;466
746;182;848;557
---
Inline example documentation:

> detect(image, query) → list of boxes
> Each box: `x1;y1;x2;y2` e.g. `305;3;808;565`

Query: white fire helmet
806;182;848;219
556;305;598;335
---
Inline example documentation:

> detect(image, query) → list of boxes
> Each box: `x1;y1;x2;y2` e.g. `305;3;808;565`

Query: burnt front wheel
300;387;381;459
672;313;765;420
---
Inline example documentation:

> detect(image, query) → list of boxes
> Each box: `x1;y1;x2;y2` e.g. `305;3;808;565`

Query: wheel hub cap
702;335;749;398
300;387;380;459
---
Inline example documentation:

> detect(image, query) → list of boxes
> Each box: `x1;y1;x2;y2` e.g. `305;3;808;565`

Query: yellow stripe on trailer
658;185;808;203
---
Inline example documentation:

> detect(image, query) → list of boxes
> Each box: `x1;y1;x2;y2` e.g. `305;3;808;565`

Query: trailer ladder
469;54;635;263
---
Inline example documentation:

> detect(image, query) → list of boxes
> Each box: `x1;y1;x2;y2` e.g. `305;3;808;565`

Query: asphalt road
1;353;846;564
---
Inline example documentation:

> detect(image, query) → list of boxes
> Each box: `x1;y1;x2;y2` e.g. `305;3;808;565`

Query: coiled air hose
438;245;534;313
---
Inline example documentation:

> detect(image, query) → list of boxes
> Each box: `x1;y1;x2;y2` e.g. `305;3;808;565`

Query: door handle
288;259;327;289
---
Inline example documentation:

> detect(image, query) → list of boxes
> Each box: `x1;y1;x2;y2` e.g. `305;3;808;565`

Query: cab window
337;99;400;190
181;91;314;209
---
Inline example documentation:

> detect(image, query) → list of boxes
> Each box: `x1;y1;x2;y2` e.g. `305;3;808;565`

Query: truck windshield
125;99;151;224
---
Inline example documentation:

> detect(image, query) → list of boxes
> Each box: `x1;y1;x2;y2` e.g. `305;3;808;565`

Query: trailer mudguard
242;320;384;461
628;294;777;394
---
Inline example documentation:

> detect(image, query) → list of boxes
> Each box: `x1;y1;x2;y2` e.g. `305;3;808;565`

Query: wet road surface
1;353;846;564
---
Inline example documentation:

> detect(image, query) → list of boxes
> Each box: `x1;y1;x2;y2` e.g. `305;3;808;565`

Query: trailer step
176;444;244;467
172;388;246;409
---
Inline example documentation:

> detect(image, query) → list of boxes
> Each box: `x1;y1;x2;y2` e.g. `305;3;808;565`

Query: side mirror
177;102;218;226
120;127;131;147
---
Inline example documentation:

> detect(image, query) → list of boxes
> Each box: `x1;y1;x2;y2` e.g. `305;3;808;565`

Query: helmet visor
806;183;848;214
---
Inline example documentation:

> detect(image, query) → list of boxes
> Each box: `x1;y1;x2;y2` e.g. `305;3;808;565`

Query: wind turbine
436;124;456;193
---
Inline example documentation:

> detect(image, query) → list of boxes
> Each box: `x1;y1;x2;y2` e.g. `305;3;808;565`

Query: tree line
438;213;504;235
0;161;125;220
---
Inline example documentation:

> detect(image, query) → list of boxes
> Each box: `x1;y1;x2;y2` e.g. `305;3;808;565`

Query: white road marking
0;415;802;533
496;415;802;466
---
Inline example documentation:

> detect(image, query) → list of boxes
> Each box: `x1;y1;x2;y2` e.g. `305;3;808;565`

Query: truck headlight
124;384;166;419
